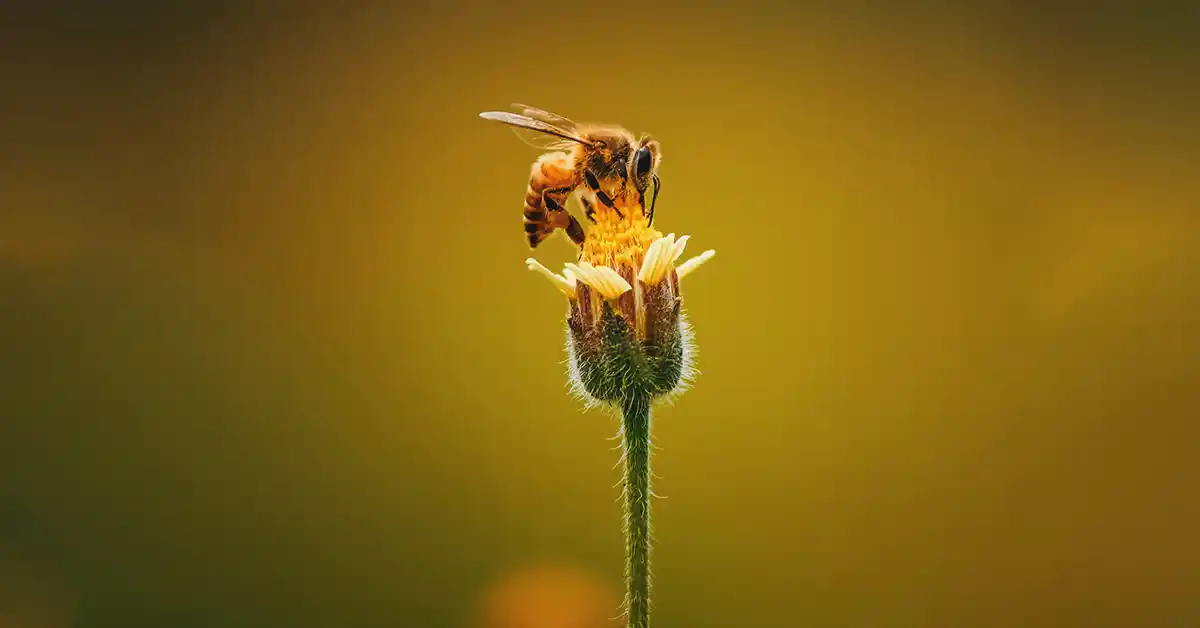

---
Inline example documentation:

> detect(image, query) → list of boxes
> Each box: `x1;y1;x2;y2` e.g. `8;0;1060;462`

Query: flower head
525;191;715;407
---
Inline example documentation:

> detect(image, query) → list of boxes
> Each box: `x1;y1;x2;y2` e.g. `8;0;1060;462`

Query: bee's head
629;136;661;193
581;130;633;181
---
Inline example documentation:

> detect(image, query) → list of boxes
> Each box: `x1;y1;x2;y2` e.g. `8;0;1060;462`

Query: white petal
566;262;630;299
564;262;590;286
638;238;667;282
652;233;677;285
597;265;633;295
637;237;665;283
526;258;577;298
576;261;601;288
670;235;690;263
638;233;681;287
675;249;715;280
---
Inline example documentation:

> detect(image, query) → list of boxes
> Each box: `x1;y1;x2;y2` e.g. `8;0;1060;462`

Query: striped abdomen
524;151;585;248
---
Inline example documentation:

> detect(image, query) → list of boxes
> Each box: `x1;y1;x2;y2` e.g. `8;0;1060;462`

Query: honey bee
479;104;662;249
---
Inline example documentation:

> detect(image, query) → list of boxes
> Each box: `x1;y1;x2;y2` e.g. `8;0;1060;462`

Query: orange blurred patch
472;563;621;628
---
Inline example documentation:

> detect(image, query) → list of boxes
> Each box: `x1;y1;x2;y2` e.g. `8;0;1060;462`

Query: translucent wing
509;103;589;150
512;103;582;132
479;106;594;151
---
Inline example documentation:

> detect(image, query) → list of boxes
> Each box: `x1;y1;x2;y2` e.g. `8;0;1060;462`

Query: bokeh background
2;1;1198;627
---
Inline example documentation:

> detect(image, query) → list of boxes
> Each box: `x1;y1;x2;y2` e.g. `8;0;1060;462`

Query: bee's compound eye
634;146;652;177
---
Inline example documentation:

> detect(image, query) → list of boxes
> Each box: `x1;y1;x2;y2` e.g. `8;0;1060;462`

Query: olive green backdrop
2;2;1198;627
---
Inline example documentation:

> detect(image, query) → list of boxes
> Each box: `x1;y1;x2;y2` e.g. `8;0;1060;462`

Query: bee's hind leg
541;185;574;232
541;185;573;214
540;185;586;249
565;215;586;248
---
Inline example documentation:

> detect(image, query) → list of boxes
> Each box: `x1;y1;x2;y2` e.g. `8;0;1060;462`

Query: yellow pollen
581;191;662;273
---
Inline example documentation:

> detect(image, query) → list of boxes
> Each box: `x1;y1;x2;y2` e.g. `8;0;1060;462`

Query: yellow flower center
580;191;662;273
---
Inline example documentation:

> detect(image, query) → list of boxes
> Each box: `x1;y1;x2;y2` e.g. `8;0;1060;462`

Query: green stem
621;392;653;628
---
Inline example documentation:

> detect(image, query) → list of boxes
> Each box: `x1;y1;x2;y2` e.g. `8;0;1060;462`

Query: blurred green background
2;2;1198;627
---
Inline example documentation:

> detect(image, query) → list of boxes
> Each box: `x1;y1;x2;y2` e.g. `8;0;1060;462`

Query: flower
520;183;713;628
525;191;715;407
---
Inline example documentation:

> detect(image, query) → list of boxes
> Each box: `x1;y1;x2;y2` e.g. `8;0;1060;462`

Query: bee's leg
546;185;587;246
599;190;622;219
583;170;622;219
541;185;573;214
526;227;548;249
580;195;596;223
565;214;586;247
538;185;570;230
584;170;602;192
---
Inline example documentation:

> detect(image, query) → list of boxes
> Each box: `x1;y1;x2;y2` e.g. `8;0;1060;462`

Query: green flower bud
526;231;714;407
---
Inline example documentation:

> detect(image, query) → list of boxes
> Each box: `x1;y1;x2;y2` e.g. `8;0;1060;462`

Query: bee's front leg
583;170;622;219
583;171;624;218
